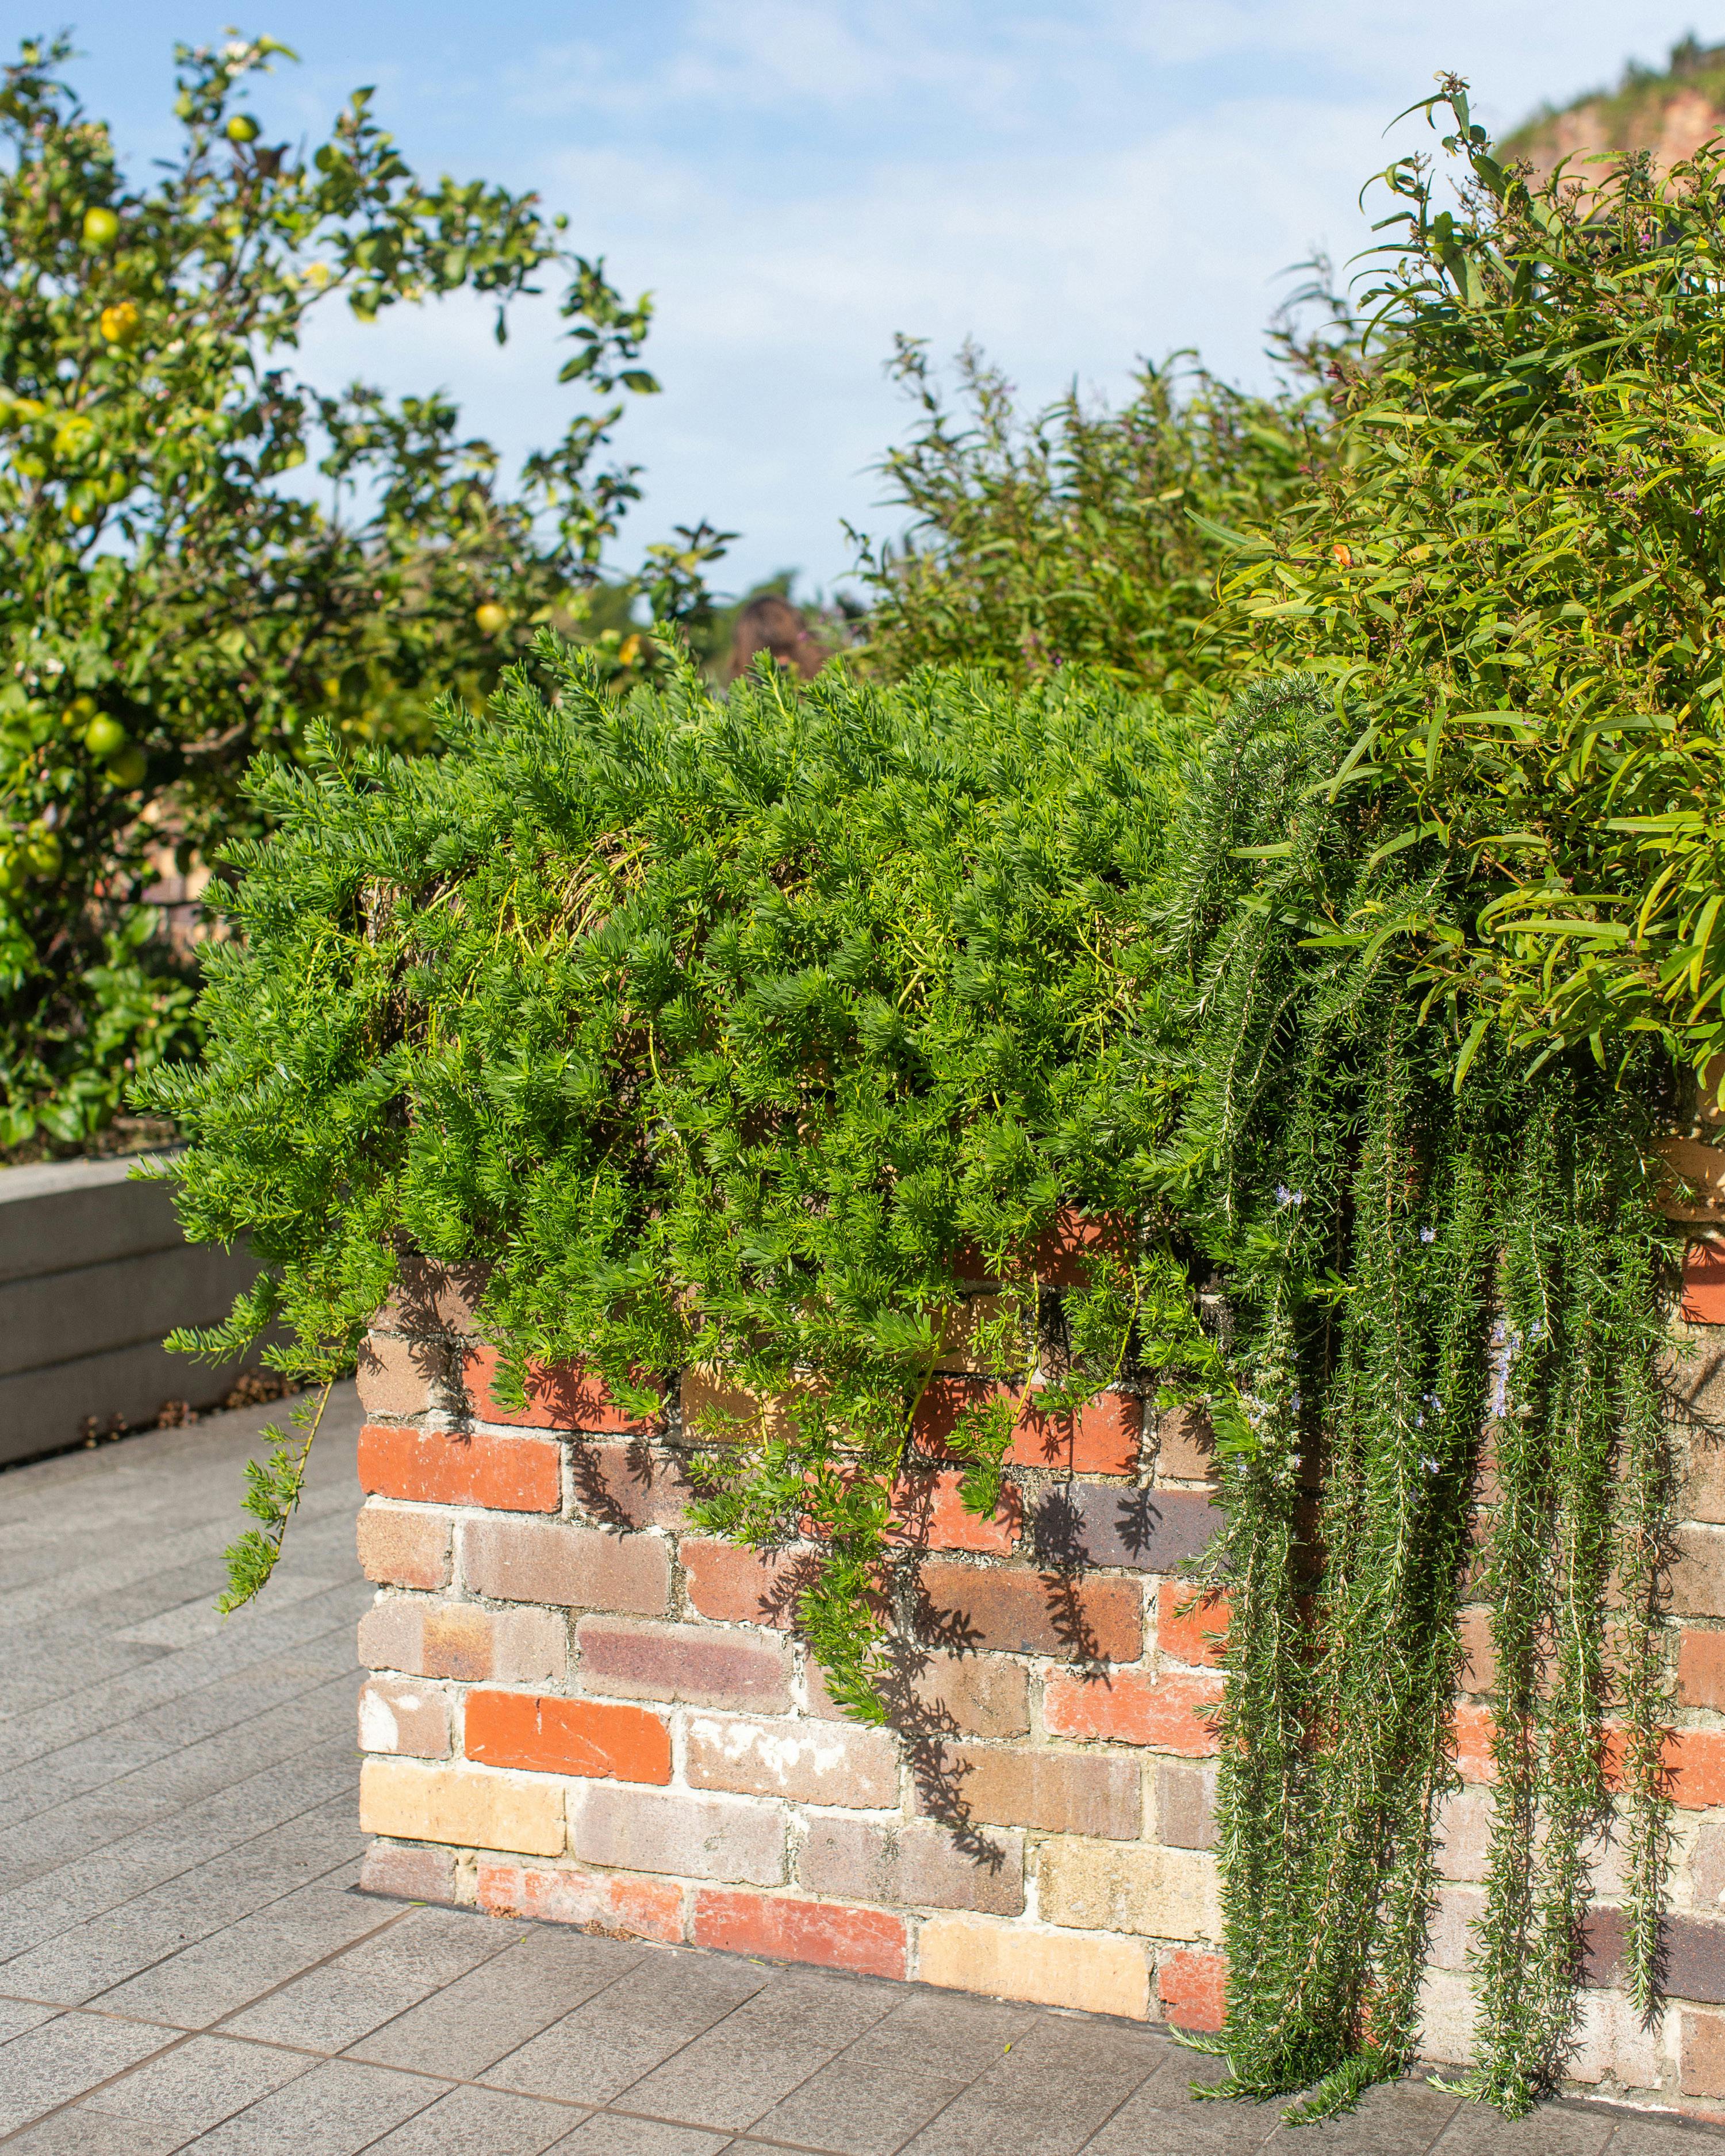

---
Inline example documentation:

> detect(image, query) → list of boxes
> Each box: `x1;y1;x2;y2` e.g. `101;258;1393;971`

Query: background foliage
0;30;723;1156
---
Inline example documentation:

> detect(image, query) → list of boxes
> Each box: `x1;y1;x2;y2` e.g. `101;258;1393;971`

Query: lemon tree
0;32;717;1152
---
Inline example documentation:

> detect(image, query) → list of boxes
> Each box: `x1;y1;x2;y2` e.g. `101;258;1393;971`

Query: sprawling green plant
1217;81;1725;1080
1171;678;1674;2119
142;641;1198;1710
850;336;1329;695
0;31;722;1154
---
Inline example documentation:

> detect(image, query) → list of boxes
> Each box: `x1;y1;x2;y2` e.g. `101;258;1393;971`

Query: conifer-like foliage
1172;679;1673;2119
141;640;1195;1713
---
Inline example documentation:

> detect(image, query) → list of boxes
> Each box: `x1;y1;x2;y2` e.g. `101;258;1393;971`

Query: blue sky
39;3;1720;601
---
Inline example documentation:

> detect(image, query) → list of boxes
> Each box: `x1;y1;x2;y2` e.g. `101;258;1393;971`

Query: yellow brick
917;1915;1148;2019
934;1295;1020;1374
1037;1837;1220;1942
359;1757;564;1858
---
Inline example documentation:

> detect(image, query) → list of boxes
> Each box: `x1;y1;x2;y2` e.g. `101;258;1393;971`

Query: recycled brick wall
351;1234;1725;2116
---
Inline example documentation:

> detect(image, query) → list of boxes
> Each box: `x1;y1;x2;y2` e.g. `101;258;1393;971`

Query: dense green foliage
144;645;1197;1712
1174;679;1672;2119
850;336;1326;695
1221;84;1725;1080
0;32;719;1154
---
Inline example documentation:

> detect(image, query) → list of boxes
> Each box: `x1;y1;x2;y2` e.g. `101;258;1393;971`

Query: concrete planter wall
0;1152;262;1467
351;1245;1725;2120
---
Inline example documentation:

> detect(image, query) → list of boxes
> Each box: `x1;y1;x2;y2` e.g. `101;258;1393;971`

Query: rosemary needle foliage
140;638;1197;1713
1174;678;1676;2121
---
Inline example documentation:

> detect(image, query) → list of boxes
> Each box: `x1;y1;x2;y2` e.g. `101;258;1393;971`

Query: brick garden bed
349;1245;1725;2117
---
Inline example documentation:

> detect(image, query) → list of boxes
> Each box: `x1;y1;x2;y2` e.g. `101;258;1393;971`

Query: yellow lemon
475;602;508;637
81;206;120;250
99;301;141;347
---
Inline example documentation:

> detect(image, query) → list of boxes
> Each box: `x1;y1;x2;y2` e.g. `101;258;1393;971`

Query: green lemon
0;851;25;898
81;205;120;251
106;745;148;789
83;714;128;759
25;830;62;878
225;113;259;143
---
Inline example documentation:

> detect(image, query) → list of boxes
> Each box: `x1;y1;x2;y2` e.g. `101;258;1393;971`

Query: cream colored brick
917;1915;1148;2019
1037;1838;1220;1943
1416;1969;1477;2068
1567;1991;1670;2090
359;1757;564;1858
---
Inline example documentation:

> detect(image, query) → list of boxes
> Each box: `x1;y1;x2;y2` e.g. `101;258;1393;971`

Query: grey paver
365;2080;589;2153
554;2119;733;2154
0;2103;185;2153
0;2009;182;2133
348;1924;646;2079
171;2055;442;2151
45;2029;318;2136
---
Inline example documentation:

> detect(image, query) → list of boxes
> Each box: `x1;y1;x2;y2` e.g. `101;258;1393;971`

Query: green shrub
850;337;1327;695
0;33;720;1155
1220;80;1725;1079
142;640;1198;1706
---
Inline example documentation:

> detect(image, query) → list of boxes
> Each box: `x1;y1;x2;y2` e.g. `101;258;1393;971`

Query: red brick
465;1689;672;1784
1675;1526;1725;1619
950;1207;1132;1287
806;1649;1029;1739
463;1342;661;1434
358;1422;559;1513
573;1441;696;1530
681;1537;820;1626
359;1678;451;1759
1681;1630;1725;1710
1159;1948;1226;2032
692;1888;907;1978
358;1840;458;1903
377;1253;490;1336
1451;1703;1498;1785
356;1333;448;1420
917;1561;1141;1662
915;1379;1141;1475
686;1712;898;1806
912;1743;1140;1838
1044;1668;1221;1755
1458;1608;1496;1694
798;1814;1026;1915
459;1516;670;1615
356;1502;451;1590
1156;1760;1218;1850
358;1597;564;1685
1686;1244;1725;1326
477;1859;684;1944
1153;1404;1214;1483
1684;2010;1725;2098
1667;1729;1725;1809
568;1782;785;1884
890;1469;1021;1555
577;1616;791;1712
1156;1583;1228;1670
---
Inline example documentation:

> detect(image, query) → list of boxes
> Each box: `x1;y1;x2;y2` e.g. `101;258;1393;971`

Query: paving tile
363;2079;587;2153
221;1904;511;2052
167;2055;441;2152
485;1951;768;2105
0;1996;57;2042
350;1925;646;2078
1079;2087;1277;2156
617;1969;898;2130
553;2119;734;2155
1431;2100;1617;2154
1259;2077;1458;2155
751;2055;978;2154
892;2012;1164;2156
841;1986;1038;2074
0;2103;184;2153
1603;2124;1725;2155
0;2009;182;2133
47;2030;316;2137
96;1873;397;2027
